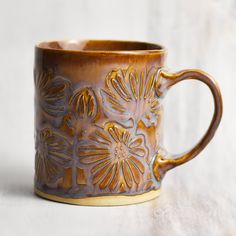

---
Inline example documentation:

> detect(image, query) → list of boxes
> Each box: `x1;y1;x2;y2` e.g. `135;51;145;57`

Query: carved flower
61;87;98;141
78;123;147;191
34;70;71;117
101;67;161;128
35;128;72;183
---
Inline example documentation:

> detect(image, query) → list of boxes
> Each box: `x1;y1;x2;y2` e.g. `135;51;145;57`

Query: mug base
34;188;161;206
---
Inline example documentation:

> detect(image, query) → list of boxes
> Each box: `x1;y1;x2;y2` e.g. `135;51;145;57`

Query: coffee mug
34;40;222;206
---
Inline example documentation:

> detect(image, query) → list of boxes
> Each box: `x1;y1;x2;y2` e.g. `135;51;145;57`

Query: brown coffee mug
34;40;222;206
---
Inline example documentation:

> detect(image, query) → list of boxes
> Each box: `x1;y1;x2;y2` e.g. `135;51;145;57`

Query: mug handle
153;69;223;181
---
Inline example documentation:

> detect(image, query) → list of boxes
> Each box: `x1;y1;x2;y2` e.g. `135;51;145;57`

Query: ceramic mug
34;40;222;206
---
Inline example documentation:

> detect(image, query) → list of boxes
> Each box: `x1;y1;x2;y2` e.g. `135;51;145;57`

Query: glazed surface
34;44;165;199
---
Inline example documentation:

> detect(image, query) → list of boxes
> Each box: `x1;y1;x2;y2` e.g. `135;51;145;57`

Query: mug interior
37;40;164;53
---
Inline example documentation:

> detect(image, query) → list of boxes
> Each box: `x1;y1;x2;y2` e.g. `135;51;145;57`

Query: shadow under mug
34;40;222;206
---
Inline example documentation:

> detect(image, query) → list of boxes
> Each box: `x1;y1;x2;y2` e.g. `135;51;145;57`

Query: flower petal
70;88;97;120
43;84;67;100
144;70;156;99
101;90;126;115
93;162;114;185
121;160;133;189
48;151;72;164
128;137;143;148
44;157;60;181
108;127;120;143
116;74;131;96
78;144;108;149
111;76;131;102
129;72;138;100
109;163;120;191
143;180;153;191
35;152;45;182
36;71;50;90
78;94;86;118
91;159;111;174
113;126;123;142
126;159;142;185
87;95;95;117
80;154;109;164
42;103;66;117
129;147;146;157
78;148;109;157
139;71;145;98
46;133;72;164
99;164;116;189
94;130;111;145
129;156;145;174
36;71;70;117
122;131;130;145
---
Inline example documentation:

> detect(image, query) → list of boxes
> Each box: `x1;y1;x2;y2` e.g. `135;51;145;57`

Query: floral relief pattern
101;67;161;128
35;128;72;183
78;123;147;191
61;87;98;141
35;66;162;195
34;69;71;117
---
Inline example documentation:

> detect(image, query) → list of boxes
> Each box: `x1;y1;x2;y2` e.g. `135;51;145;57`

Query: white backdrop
0;0;235;235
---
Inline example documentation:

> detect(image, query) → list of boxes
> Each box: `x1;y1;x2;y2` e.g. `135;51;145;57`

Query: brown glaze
34;40;222;203
153;69;223;180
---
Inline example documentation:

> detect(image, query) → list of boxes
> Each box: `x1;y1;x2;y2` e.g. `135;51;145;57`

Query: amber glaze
34;40;222;205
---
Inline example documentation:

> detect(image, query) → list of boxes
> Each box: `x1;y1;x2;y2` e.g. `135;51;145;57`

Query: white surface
0;0;236;235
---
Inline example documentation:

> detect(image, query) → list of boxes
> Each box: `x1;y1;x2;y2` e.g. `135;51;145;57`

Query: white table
1;150;235;236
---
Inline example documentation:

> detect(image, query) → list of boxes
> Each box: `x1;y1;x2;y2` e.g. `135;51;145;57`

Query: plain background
0;0;235;235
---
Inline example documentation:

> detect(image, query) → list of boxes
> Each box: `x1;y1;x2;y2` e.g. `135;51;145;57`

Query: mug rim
35;39;166;55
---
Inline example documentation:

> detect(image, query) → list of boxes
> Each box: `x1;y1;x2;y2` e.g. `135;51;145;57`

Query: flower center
114;143;129;161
